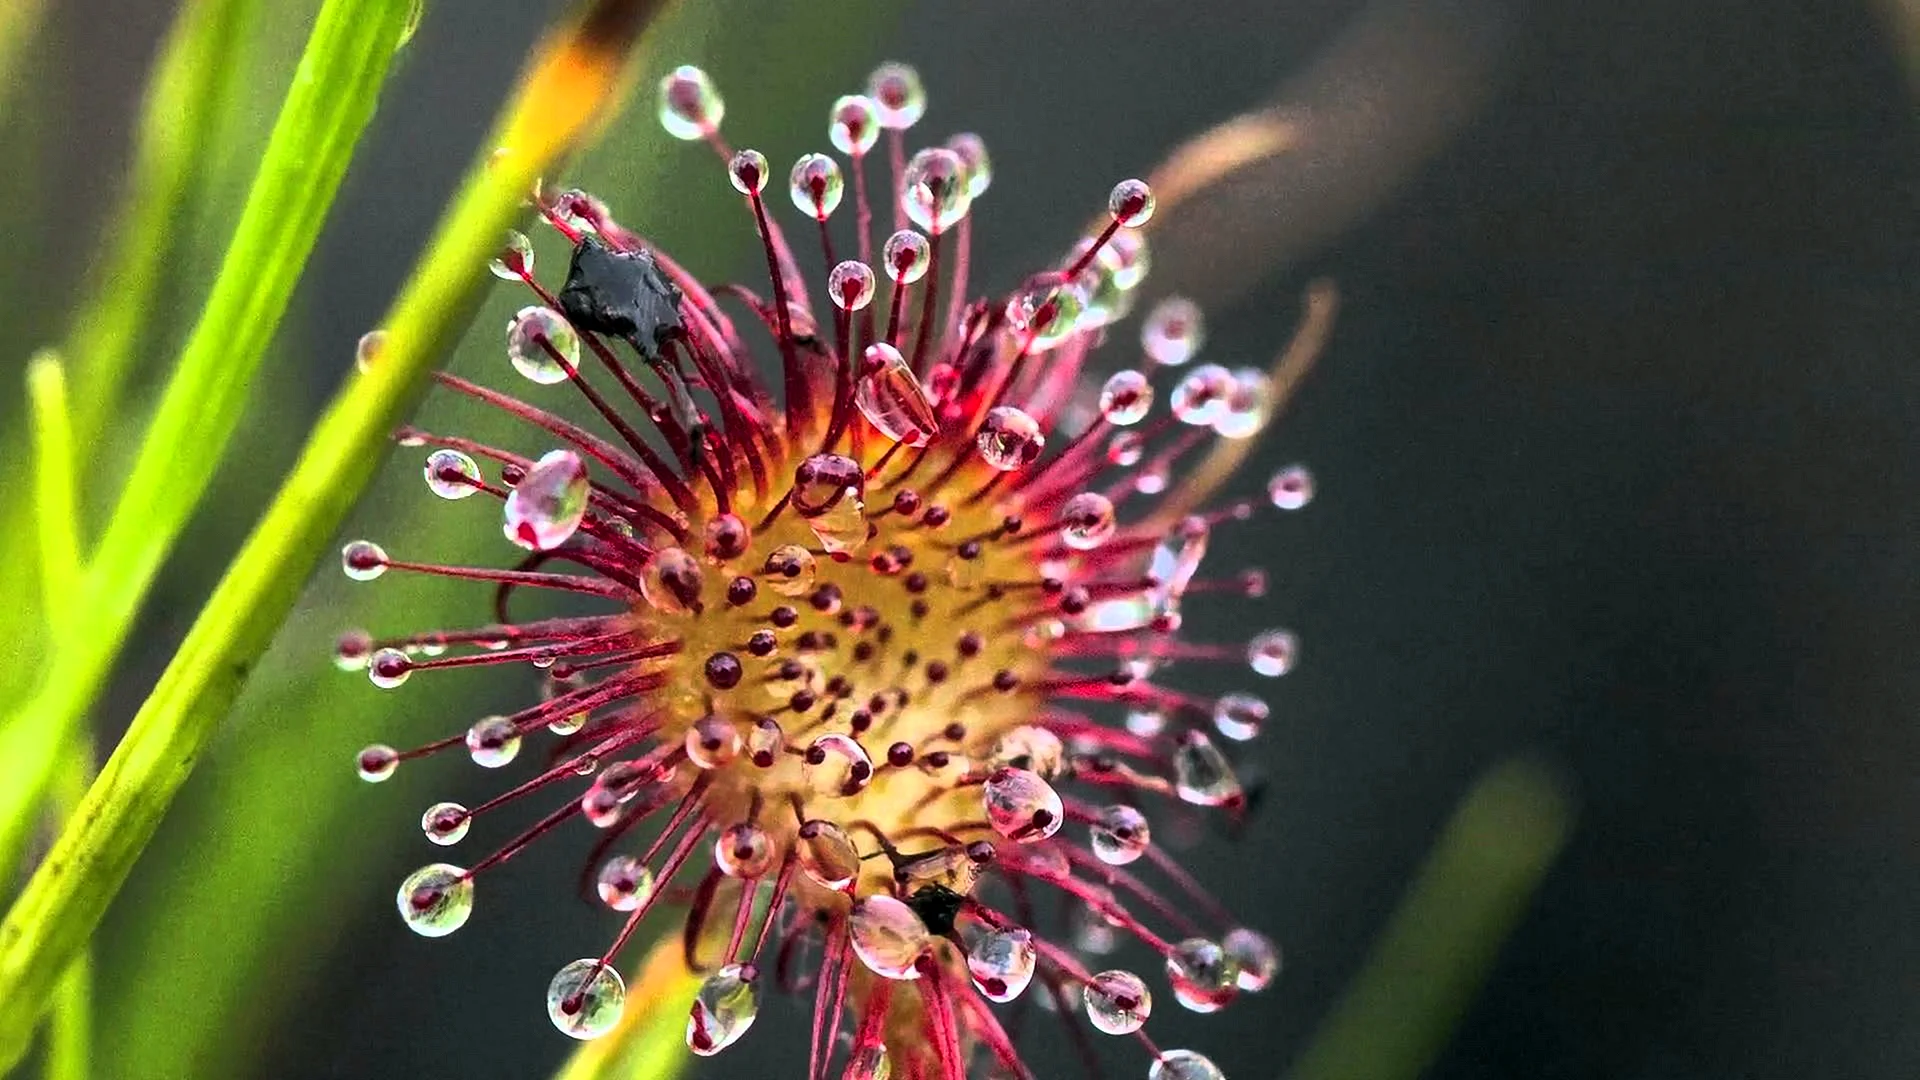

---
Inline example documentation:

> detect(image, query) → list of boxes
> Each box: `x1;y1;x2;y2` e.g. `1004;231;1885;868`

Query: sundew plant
0;2;1569;1080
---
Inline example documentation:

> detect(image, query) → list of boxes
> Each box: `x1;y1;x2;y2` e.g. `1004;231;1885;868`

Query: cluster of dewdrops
341;60;1318;1080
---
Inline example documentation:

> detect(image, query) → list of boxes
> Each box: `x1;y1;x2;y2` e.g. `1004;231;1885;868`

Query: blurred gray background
14;0;1919;1077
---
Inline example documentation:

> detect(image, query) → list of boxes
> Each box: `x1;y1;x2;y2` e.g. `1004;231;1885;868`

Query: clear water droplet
1125;706;1168;737
788;153;844;218
977;406;1046;471
966;927;1037;1002
866;62;925;130
658;65;723;140
354;330;387;373
747;717;785;768
713;822;776;878
423;449;480;499
1268;464;1315;510
1170;364;1235;426
504;449;588;551
1149;1049;1225;1080
1060;492;1118;551
729;149;769;195
762;544;817;597
989;725;1065;780
829;94;880;155
792;454;868;555
849;895;929;979
882;230;931;284
396;863;472;937
828;260;876;311
367;647;412;689
702;512;751;562
488;228;533;280
547;958;625;1040
465;715;521;767
1173;731;1242;807
797;819;860;891
1166;937;1241;1013
596;855;655;911
1090;804;1151;866
357;743;399;782
900;148;970;232
1213;693;1269;742
1142;297;1205;367
1108;179;1156;228
1099;370;1154;426
1248;629;1298;677
686;964;759;1055
686;714;742;770
1005;283;1086;352
1223;927;1281;992
640;546;705;614
1084;969;1153;1034
983;767;1064;843
506;306;580;385
805;733;874;797
1107;430;1146;467
946;132;992;198
855;342;938;447
341;540;387;581
335;629;374;672
422;801;470;845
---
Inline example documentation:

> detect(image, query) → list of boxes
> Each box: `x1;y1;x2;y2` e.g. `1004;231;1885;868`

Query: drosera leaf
0;0;680;1070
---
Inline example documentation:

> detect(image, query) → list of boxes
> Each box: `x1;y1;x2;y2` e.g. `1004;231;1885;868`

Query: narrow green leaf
0;0;49;122
0;0;411;903
0;3;677;1068
26;351;81;619
1286;758;1575;1080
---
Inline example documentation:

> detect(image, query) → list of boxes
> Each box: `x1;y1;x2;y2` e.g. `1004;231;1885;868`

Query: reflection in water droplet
595;855;655;911
506;306;580;385
546;958;625;1040
503;450;588;551
849;895;929;980
1084;969;1152;1034
686;964;759;1055
396;863;472;937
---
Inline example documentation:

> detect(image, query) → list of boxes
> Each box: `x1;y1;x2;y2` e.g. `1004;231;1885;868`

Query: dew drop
792;453;868;555
1170;364;1236;427
506;305;580;385
341;539;387;581
882;229;931;284
966;927;1037;1002
335;629;374;672
728;149;769;196
1142;296;1205;367
1173;731;1242;807
1099;370;1155;426
596;855;655;911
1223;927;1281;992
465;715;521;767
829;94;880;155
713;822;776;878
488;228;534;280
947;132;992;198
747;717;785;768
421;801;470;845
804;733;874;797
1212;693;1269;742
357;743;399;782
354;330;387;373
551;189;607;235
503;449;588;551
797;819;860;891
1166;937;1242;1013
788;152;844;218
640;546;705;613
977;406;1046;471
1107;229;1151;290
1059;492;1118;551
866;62;926;130
658;65;723;140
1213;366;1272;440
547;710;586;736
1005;282;1086;352
900;147;970;233
1107;430;1146;467
988;725;1065;780
846;1044;892;1080
855;342;938;447
1268;464;1315;510
982;767;1064;843
686;714;741;770
396;863;472;937
702;513;751;562
1149;1049;1225;1080
1248;629;1298;677
828;260;876;311
367;647;412;689
423;449;480;499
1090;804;1151;866
686;964;760;1055
763;544;818;597
547;958;626;1040
1108;178;1156;228
848;895;929;979
1125;706;1168;737
1084;969;1153;1035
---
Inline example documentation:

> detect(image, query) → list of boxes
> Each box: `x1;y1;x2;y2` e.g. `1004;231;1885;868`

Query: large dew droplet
728;149;769;196
1212;693;1269;742
1005;283;1086;353
828;94;880;156
1223;927;1281;992
762;544;817;597
1173;732;1243;807
465;715;521;768
685;714;741;770
977;406;1045;471
713;822;776;878
849;895;929;980
506;306;580;385
947;132;992;198
866;62;926;130
357;743;399;782
686;964;759;1055
1248;629;1298;677
504;450;588;551
1100;370;1155;426
640;546;706;614
1170;364;1236;427
966;927;1037;1002
900;148;970;233
423;449;480;499
1142;296;1205;367
1149;1049;1225;1080
341;540;387;581
421;801;470;846
829;260;876;311
989;725;1065;779
855;343;938;447
797;819;861;891
659;65;723;140
354;330;387;373
789;152;844;219
1268;464;1315;510
792;454;868;555
1166;937;1242;1013
547;959;626;1040
805;733;874;797
1084;969;1153;1035
596;855;655;911
882;230;931;284
982;767;1064;843
1090;804;1151;866
1059;492;1118;551
488;228;533;280
1108;179;1156;228
396;863;473;937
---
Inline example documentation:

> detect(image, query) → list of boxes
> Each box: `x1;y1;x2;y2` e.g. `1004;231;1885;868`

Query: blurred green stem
0;3;676;1068
0;0;408;895
0;0;48;122
42;740;95;1080
1287;758;1574;1080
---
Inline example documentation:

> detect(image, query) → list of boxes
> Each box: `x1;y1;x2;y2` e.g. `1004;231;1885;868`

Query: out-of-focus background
4;0;1917;1077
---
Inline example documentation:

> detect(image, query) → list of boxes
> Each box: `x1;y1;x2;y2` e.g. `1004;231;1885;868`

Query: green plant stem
1286;758;1575;1080
0;0;409;895
0;3;675;1067
0;0;49;122
27;352;80;620
42;738;95;1080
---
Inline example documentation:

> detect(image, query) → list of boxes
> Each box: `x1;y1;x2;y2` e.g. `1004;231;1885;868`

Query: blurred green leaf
26;352;80;621
0;0;49;123
1286;758;1574;1080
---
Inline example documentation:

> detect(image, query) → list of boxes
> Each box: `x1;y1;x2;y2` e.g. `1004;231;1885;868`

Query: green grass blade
0;0;49;123
1286;758;1575;1080
0;3;677;1068
26;351;81;618
0;0;412;897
